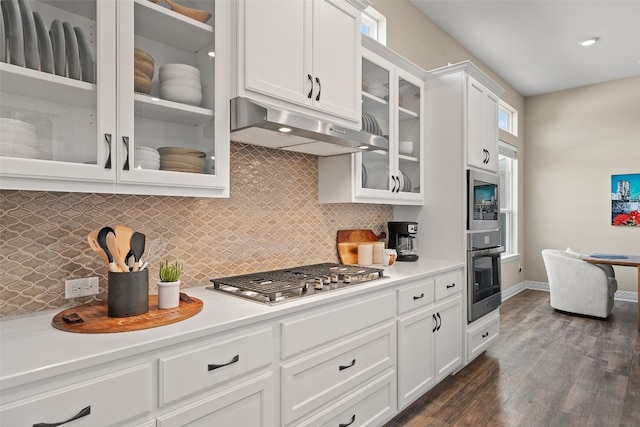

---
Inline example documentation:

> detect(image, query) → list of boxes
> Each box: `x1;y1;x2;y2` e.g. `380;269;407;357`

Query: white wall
525;76;640;292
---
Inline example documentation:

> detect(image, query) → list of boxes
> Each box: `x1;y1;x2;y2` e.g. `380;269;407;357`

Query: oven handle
468;245;505;256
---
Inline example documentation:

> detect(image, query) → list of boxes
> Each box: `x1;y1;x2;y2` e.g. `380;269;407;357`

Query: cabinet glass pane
361;57;390;191
1;0;98;166
132;0;216;176
398;77;420;194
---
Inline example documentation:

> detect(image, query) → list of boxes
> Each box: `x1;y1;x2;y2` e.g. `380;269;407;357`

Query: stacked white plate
158;147;206;173
0;118;40;159
134;145;160;170
158;64;202;106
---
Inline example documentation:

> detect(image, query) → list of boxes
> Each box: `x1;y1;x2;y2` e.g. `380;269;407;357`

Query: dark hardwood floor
385;289;640;427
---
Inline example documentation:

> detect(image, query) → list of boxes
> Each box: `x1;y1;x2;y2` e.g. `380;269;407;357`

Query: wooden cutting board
52;293;202;334
337;229;386;265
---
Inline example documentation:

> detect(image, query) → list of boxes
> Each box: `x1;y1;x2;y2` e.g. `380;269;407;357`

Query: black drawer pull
482;332;489;338
208;354;240;371
339;414;356;427
413;293;425;300
339;359;356;371
33;405;91;427
446;283;456;289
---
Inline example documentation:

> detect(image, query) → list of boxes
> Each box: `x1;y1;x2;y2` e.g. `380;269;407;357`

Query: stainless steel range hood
230;97;388;156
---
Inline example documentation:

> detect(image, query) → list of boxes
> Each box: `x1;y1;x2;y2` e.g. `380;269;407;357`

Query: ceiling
410;0;640;97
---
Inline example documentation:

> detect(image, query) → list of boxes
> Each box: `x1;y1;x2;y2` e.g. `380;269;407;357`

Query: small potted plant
157;260;182;309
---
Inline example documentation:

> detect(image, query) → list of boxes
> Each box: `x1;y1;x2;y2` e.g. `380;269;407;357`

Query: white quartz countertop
0;259;462;390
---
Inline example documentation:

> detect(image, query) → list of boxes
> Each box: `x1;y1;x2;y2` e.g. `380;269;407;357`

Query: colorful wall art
611;173;640;226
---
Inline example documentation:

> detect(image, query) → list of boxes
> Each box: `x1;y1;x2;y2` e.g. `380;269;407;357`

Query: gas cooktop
208;263;385;304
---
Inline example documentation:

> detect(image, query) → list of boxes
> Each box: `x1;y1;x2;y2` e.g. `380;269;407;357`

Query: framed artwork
611;173;640;226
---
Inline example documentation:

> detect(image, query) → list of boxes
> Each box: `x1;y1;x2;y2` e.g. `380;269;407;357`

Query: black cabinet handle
432;314;437;332
486;149;490;164
446;283;456;289
104;134;112;169
396;175;401;193
339;414;356;427
208;354;240;371
482;332;489;338
390;175;397;192
436;312;442;331
33;405;91;427
122;136;130;170
307;74;313;98
339;358;356;371
413;293;424;300
315;76;321;101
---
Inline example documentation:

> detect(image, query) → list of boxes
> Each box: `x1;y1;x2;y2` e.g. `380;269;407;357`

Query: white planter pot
157;280;180;309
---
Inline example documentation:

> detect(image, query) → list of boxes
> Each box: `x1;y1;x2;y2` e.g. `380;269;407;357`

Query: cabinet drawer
157;372;274;427
297;370;396;427
0;364;152;426
282;323;395;425
467;310;500;362
435;270;463;301
397;279;434;314
281;291;395;358
159;327;272;406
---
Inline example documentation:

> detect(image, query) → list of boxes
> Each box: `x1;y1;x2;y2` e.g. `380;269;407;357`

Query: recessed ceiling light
579;37;599;47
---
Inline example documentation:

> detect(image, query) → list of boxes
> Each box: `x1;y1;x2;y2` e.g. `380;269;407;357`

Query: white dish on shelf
399;141;414;155
62;21;80;79
134;159;160;170
49;19;65;76
32;12;53;74
159;84;202;106
17;0;37;70
3;0;25;66
0;117;36;132
74;26;94;83
159;64;200;80
134;145;159;154
159;77;201;90
0;142;39;158
1;129;37;146
366;162;389;190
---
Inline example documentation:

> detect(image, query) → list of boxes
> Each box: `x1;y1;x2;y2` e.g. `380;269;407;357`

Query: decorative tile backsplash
0;143;393;316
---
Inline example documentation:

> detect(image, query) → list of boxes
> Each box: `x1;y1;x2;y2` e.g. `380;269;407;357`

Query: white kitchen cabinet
466;308;500;363
235;0;362;125
156;372;274;427
396;269;463;410
433;293;463;382
0;363;153;426
466;76;499;172
0;0;230;197
318;37;425;205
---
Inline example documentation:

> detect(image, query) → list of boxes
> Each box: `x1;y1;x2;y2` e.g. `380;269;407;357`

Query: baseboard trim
503;281;638;303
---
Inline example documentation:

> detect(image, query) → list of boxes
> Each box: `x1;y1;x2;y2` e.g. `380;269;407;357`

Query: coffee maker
388;221;419;261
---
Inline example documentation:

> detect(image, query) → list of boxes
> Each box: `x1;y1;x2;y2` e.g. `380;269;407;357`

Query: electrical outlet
65;277;99;298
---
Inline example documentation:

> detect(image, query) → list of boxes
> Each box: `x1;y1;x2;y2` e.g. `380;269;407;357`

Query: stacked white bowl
134;146;160;170
158;64;202;106
0;118;40;159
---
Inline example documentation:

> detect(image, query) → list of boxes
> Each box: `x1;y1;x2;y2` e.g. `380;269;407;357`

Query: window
498;100;518;136
361;7;387;45
499;142;518;258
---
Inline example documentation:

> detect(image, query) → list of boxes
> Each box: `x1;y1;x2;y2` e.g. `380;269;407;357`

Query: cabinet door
466;76;498;172
357;51;393;198
243;0;312;108
434;294;463;382
0;0;116;188
156;373;274;427
397;306;435;409
311;0;360;121
116;0;229;194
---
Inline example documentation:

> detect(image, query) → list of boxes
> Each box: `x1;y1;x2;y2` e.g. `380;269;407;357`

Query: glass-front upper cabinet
0;0;116;186
1;0;229;197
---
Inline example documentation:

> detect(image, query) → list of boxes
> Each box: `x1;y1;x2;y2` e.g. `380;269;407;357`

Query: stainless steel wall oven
467;231;503;323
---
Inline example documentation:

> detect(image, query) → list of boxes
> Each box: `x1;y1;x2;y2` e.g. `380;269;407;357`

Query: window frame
498;141;518;262
361;7;387;45
498;100;518;137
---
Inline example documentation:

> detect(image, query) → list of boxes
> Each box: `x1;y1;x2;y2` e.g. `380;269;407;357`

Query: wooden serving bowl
134;74;152;94
135;57;154;80
134;48;154;65
165;0;212;23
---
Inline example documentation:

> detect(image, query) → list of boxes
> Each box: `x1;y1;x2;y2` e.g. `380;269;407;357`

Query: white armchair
541;249;617;318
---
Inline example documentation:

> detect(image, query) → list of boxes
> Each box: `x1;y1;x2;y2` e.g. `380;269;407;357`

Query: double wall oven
467;169;503;323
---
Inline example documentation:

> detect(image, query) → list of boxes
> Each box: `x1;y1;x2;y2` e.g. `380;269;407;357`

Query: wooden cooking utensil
114;225;133;261
87;229;109;264
97;227;120;272
106;232;130;273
